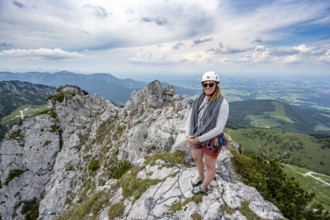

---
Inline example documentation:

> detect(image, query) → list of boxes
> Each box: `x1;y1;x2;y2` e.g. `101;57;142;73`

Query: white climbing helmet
201;71;219;83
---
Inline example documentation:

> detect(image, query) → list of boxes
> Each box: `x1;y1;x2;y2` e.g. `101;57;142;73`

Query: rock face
0;114;60;219
125;164;282;220
0;81;284;220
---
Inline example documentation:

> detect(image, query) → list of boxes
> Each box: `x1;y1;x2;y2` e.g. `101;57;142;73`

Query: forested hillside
0;81;55;140
228;128;330;175
227;100;330;134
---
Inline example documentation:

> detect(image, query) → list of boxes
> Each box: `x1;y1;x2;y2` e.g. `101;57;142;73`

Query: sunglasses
202;82;215;88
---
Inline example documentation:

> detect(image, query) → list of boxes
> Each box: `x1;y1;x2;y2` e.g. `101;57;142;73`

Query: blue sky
0;0;329;78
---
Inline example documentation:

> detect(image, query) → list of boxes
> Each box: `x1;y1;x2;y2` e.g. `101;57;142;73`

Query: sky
0;0;329;79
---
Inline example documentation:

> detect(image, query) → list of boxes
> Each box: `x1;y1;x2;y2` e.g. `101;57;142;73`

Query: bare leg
200;154;216;190
192;148;204;179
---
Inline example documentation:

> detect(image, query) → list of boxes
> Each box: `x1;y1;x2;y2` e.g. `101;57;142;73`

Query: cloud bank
0;0;329;76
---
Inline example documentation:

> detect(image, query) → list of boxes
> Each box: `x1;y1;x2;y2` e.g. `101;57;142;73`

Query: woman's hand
186;135;200;147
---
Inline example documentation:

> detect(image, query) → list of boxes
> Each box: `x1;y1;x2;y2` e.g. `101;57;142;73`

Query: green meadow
227;128;330;176
1;104;48;125
281;164;330;211
245;100;304;127
227;100;330;134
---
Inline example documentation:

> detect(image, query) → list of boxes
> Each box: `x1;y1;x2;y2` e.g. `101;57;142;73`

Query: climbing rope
143;149;191;220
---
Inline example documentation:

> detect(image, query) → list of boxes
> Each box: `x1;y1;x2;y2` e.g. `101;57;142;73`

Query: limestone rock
0;83;285;220
123;157;283;220
0;115;60;219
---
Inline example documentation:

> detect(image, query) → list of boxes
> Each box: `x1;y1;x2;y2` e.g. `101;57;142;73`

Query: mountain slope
0;81;56;141
0;71;145;105
0;80;55;118
227;99;330;134
0;71;197;105
0;82;285;220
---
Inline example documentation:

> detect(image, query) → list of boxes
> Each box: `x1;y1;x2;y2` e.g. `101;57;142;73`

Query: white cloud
128;48;187;65
0;48;83;60
251;45;271;62
293;44;311;53
0;0;329;75
319;49;330;62
283;54;301;63
0;0;219;50
206;42;247;54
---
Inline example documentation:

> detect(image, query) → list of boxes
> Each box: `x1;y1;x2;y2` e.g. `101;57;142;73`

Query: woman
186;71;229;194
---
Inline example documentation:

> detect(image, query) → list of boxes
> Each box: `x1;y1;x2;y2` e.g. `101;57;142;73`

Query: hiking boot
191;177;204;187
192;186;208;195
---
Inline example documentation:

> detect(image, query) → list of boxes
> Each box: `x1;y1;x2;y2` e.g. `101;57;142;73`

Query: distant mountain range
1;77;329;135
0;71;197;105
227;99;330;134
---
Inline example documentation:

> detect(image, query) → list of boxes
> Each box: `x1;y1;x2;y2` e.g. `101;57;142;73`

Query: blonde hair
207;85;221;102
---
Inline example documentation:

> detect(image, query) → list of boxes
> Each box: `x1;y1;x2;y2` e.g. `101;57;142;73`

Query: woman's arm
186;110;192;135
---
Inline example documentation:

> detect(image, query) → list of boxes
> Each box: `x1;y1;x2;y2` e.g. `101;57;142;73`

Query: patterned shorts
194;143;222;159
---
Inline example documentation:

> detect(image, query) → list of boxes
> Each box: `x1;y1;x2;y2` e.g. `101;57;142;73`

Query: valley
167;75;330;115
227;99;330;134
227;128;330;175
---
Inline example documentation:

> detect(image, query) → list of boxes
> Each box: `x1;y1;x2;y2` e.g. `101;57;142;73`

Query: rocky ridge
0;81;284;220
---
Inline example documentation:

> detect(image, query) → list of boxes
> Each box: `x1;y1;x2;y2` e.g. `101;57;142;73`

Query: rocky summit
0;81;284;220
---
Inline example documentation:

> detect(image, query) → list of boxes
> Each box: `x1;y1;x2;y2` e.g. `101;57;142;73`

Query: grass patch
42;140;52;147
170;201;183;213
55;190;109;220
315;121;330;131
108;160;132;179
144;151;187;167
21;198;39;220
4;169;26;185
38;108;57;119
220;203;234;214
95;118;116;144
239;200;262;220
50;124;57;132
8;128;24;140
76;179;95;204
270;101;295;124
108;199;125;219
170;194;204;214
47;87;88;103
88;159;100;172
119;167;161;200
48;93;66;103
188;194;203;204
191;213;202;220
245;114;281;128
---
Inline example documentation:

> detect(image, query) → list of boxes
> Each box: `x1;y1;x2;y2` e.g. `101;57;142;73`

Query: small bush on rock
88;159;100;171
